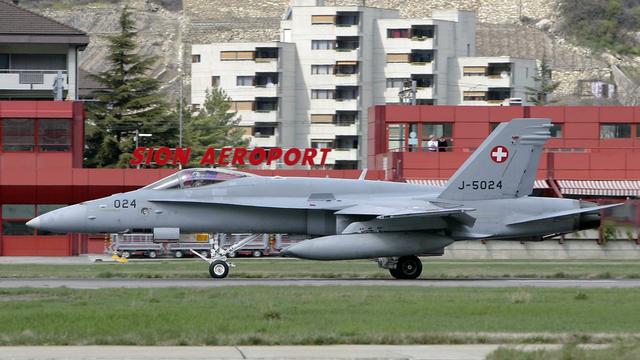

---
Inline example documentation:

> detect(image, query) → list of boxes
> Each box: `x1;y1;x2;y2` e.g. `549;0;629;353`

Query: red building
2;101;639;256
369;105;640;198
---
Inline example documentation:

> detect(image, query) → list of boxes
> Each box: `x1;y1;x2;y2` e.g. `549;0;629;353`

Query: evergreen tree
86;5;174;167
525;57;561;106
185;87;248;166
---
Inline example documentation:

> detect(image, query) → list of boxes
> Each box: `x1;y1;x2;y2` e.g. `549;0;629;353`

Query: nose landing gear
191;233;263;279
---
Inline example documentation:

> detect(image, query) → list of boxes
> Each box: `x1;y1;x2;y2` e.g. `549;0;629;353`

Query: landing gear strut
191;233;263;279
378;256;423;279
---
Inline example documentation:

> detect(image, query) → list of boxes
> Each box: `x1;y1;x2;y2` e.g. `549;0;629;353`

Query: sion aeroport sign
130;147;333;166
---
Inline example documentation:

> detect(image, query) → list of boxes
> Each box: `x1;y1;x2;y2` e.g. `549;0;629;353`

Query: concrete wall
444;240;640;260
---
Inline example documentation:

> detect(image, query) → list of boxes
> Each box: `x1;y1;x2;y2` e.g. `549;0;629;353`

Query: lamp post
134;130;152;169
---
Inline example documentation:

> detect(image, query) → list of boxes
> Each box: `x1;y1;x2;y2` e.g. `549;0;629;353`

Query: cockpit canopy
144;168;255;190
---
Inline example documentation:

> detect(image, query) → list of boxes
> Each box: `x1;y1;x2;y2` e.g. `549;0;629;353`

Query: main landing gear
191;234;263;279
377;256;423;279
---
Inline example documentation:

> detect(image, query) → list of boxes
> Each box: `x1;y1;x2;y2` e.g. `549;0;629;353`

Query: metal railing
0;69;67;85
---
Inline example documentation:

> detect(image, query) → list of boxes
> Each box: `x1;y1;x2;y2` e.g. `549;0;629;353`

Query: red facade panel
420;106;456;121
454;106;490;122
488;106;525;122
2;236;70;256
598;106;634;122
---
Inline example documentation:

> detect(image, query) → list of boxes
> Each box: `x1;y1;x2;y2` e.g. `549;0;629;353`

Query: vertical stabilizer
438;119;551;201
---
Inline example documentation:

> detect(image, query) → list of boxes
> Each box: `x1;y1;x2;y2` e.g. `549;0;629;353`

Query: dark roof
0;0;87;37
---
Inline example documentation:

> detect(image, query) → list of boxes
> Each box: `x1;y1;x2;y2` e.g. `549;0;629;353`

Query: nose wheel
209;260;229;279
191;233;264;279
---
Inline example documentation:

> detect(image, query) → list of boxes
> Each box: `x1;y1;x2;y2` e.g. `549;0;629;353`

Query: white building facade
191;0;537;169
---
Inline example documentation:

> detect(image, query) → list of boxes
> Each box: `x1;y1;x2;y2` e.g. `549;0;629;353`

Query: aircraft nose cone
26;217;41;229
30;204;88;233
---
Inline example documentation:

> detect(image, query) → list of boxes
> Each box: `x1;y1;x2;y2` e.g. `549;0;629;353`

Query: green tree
526;57;560;105
185;87;248;166
86;5;174;167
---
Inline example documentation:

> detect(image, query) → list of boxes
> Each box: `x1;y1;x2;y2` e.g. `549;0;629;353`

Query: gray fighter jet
28;119;620;279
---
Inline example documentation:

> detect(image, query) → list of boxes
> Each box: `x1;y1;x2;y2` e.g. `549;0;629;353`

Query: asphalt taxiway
1;278;640;289
0;344;610;360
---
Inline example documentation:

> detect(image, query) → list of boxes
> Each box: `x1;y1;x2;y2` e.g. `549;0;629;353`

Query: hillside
18;0;623;102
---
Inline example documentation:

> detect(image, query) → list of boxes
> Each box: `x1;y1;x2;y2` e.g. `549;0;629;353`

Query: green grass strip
0;286;639;345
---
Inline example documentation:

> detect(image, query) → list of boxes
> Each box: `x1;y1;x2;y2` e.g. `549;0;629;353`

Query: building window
463;66;486;76
255;98;278;111
3;118;35;151
549;123;562;138
387;124;405;151
600;123;631;139
310;114;335;124
38;119;71;152
311;65;333;75
0;54;8;69
387;29;410;38
253;126;276;137
386;53;410;63
211;76;220;87
311;15;336;25
463;91;487;101
220;51;255;61
0;204;67;236
311;139;334;149
311;40;334;50
191;54;201;63
236;76;254;86
311;89;334;99
386;78;409;88
422;123;452;143
1;204;35;235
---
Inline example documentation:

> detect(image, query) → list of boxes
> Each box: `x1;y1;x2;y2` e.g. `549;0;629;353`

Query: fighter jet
28;119;620;279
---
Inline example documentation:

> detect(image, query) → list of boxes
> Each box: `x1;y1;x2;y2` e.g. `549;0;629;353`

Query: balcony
486;87;512;103
335;36;359;52
0;69;68;91
410;25;435;41
385;60;433;76
250;134;277;148
487;63;512;79
255;47;279;62
336;12;360;27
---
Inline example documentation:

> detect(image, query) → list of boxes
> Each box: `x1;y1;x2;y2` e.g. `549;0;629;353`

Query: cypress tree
86;5;174;167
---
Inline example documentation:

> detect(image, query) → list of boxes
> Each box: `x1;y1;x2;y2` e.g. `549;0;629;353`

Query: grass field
488;342;640;360
0;259;639;279
0;286;638;346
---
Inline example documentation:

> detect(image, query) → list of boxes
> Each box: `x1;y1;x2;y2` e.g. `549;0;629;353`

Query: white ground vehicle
110;233;300;258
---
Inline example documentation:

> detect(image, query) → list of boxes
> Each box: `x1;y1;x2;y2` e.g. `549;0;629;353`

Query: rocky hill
18;0;625;103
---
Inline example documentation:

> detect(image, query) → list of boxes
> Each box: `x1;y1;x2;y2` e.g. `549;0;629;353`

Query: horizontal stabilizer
507;203;623;226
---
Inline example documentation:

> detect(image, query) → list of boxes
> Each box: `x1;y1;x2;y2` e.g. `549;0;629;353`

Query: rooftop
0;0;89;44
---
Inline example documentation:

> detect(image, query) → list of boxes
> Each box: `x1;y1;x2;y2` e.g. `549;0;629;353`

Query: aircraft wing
506;203;623;226
337;204;476;234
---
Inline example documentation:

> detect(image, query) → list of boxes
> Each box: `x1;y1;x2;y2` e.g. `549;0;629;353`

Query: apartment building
191;0;537;169
0;1;89;100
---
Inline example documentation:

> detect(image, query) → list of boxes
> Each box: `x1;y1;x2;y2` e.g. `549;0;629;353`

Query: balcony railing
0;69;68;90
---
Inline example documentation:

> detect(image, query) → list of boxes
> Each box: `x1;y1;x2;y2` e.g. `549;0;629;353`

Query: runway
2;278;640;289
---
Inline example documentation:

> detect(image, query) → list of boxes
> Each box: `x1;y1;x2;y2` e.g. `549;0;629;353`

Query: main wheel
148;250;157;259
390;256;422;279
251;250;263;258
209;260;229;279
121;251;130;258
174;250;183;258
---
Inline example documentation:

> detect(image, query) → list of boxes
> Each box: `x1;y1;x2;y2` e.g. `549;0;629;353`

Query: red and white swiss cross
490;146;509;163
